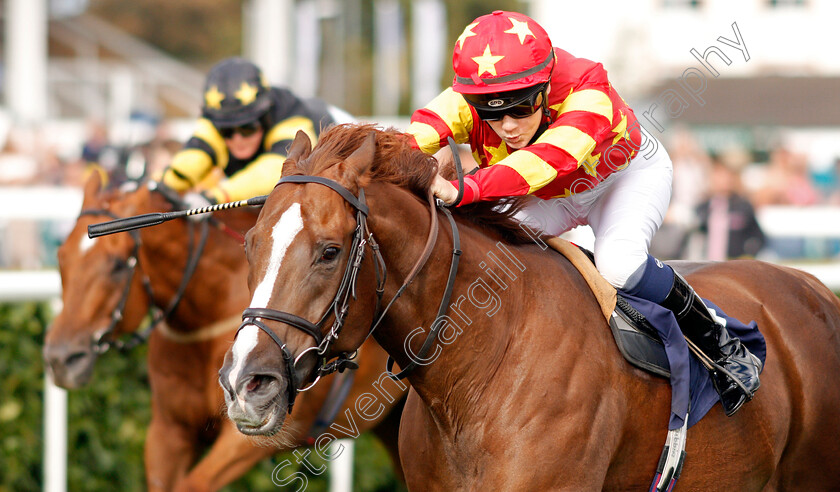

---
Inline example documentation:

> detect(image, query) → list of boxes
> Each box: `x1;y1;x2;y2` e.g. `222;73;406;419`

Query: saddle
546;237;670;378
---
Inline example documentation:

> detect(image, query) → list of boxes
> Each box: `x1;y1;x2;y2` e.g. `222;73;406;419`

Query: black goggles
219;122;262;139
463;83;547;122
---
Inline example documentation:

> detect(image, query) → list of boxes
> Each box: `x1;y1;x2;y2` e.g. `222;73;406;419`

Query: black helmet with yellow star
201;57;272;128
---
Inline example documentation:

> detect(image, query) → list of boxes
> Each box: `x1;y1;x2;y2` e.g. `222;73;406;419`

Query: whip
87;195;267;238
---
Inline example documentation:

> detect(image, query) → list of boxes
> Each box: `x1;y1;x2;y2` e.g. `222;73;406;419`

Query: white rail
0;270;65;492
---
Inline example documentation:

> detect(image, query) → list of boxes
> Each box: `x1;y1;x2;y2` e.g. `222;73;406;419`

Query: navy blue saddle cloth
610;291;766;429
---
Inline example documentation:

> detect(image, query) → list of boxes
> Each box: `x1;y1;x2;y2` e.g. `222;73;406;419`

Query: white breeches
515;143;674;289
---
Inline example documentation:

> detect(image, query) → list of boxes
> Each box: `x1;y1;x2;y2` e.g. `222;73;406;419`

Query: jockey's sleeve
453;73;619;205
162;118;229;192
407;88;474;154
214;153;286;203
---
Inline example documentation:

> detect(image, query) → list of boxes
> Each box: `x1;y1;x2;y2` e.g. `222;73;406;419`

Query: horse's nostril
245;374;271;393
65;351;89;367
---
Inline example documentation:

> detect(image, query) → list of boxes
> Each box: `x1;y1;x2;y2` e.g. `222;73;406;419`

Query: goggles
219;122;262;139
462;83;547;122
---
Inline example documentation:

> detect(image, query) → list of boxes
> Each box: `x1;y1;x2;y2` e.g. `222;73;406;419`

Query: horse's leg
145;416;198;492
369;394;406;482
398;391;458;491
173;420;275;492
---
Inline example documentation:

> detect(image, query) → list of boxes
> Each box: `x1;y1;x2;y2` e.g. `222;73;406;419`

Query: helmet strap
541;79;551;120
529;83;551;144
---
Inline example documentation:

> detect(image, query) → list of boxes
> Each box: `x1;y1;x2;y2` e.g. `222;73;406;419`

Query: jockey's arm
161;118;228;193
450;82;616;205
407;88;474;155
211;152;287;203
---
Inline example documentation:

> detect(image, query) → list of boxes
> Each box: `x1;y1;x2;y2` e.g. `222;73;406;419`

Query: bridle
238;173;463;413
78;183;219;354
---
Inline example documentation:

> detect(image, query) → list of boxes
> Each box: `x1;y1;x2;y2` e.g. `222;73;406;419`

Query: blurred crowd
652;128;840;262
0;117;179;189
0;116;180;268
1;120;840;268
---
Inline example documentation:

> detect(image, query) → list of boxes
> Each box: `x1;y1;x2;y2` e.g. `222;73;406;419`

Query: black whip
87;195;267;238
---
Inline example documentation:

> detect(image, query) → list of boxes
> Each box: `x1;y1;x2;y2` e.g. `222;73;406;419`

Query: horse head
218;127;400;435
44;172;251;388
44;173;161;387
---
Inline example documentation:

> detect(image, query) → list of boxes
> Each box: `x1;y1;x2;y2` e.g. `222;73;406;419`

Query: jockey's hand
182;191;216;221
431;174;459;205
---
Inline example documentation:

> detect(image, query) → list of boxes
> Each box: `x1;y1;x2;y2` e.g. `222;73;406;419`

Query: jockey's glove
182;191;216;222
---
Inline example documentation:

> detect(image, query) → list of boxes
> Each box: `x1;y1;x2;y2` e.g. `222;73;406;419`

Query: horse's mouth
235;404;286;436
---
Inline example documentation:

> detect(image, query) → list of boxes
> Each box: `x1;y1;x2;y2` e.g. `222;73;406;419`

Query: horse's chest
148;350;221;418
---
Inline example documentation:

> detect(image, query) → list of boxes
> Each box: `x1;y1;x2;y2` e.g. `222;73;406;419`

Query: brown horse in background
44;173;405;491
221;124;840;491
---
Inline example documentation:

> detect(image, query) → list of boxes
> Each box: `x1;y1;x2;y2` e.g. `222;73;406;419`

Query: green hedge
0;302;405;491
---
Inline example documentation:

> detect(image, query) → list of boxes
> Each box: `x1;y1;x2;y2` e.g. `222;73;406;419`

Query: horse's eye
320;246;341;262
111;258;130;275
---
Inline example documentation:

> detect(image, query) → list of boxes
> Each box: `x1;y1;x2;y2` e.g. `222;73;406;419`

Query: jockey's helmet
201;57;272;129
452;11;554;96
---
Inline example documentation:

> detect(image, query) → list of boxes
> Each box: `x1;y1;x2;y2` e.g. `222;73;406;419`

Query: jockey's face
486;108;543;150
225;127;265;160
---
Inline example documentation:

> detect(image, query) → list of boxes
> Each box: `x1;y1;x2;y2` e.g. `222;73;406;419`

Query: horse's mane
293;123;536;244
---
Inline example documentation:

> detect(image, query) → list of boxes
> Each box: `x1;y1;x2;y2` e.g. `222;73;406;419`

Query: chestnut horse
220;123;840;491
44;173;405;491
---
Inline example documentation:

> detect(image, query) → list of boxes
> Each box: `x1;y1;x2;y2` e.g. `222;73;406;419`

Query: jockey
161;57;353;209
407;10;761;416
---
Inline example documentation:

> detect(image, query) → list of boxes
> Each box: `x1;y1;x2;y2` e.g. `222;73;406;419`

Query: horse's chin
234;403;287;436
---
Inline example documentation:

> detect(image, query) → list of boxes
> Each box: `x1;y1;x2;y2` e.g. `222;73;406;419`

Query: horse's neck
368;186;530;410
367;188;609;445
142;221;249;332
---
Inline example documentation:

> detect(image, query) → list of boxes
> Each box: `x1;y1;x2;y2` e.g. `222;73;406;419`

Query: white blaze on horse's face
79;235;97;255
229;202;304;391
250;202;305;309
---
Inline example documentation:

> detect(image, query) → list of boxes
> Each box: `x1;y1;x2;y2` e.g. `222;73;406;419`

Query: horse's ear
282;130;312;177
81;169;103;208
342;132;375;185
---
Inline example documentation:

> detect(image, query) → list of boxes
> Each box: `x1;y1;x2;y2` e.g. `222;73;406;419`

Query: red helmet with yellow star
452;11;554;96
201;57;272;128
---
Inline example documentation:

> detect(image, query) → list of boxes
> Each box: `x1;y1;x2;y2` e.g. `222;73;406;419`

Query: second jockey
161;57;353;209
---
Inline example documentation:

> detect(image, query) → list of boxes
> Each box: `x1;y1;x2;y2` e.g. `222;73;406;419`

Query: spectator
815;157;840;205
0;127;40;185
650;128;710;259
695;153;765;260
75;119;115;188
752;146;820;208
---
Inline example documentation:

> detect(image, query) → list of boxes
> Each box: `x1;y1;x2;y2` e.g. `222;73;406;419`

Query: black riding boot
660;272;762;416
